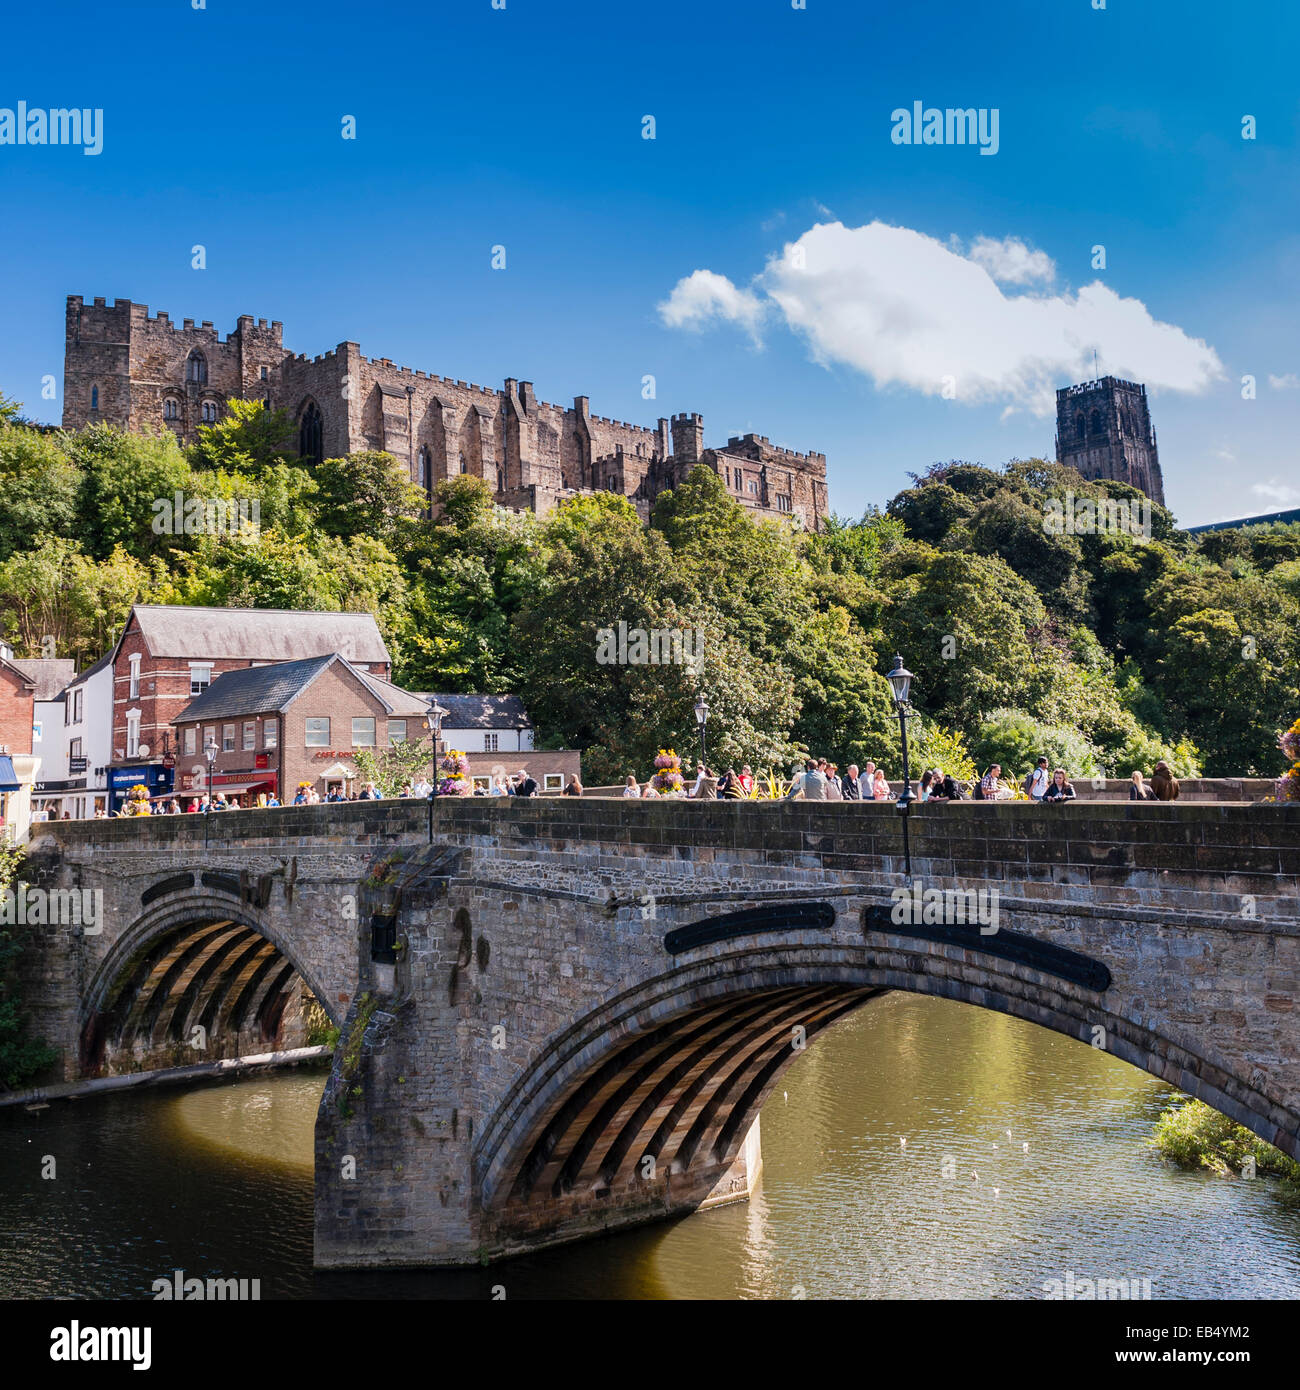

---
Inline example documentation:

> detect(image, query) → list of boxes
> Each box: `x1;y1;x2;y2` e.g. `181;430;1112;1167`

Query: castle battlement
61;293;830;530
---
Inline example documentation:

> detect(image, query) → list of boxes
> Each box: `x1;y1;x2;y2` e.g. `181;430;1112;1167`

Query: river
2;993;1297;1299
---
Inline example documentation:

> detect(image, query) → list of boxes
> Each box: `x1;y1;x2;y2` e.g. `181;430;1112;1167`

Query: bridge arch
79;891;340;1078
473;935;1294;1251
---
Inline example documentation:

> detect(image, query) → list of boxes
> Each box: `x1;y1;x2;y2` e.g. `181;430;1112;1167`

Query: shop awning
178;781;273;799
0;757;19;793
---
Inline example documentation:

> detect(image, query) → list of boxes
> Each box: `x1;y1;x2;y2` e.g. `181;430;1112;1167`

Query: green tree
315;450;426;545
187;397;302;474
68;423;193;561
0;425;79;560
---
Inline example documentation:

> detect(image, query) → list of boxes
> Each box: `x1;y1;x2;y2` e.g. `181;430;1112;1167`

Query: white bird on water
992;1187;999;1198
1023;1142;1030;1153
899;1136;907;1148
783;1091;788;1103
1006;1129;1013;1141
971;1170;979;1185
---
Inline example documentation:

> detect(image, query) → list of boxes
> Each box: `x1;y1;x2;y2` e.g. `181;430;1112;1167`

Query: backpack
972;779;985;801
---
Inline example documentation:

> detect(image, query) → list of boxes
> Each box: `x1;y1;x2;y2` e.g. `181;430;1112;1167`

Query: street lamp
204;739;217;849
693;692;710;769
885;655;915;878
427;699;449;844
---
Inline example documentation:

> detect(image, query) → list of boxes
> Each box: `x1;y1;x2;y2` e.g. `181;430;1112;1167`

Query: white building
34;651;114;820
423;694;535;754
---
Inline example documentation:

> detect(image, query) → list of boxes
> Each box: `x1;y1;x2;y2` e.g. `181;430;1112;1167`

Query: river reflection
2;993;1297;1299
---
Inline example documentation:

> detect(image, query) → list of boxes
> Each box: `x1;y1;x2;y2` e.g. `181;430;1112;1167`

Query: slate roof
64;650;115;689
417;693;533;730
171;654;340;723
11;658;77;702
122;605;390;663
358;671;436;717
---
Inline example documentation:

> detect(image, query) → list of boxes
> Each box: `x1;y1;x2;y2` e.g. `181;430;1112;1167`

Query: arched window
90;385;99;411
200;399;218;423
187;350;208;385
496;467;505;493
163;398;178;421
1075;412;1086;440
1090;409;1103;435
298;400;323;466
453;452;465;475
417;445;430;488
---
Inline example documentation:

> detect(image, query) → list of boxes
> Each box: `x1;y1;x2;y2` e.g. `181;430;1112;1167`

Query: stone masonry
24;796;1300;1267
62;295;829;529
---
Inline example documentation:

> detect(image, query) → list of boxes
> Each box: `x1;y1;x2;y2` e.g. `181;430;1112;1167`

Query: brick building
108;605;391;810
172;654;432;803
0;644;42;840
62;295;829;530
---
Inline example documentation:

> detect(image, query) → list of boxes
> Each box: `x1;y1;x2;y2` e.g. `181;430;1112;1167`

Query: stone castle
62;295;830;529
1054;376;1165;507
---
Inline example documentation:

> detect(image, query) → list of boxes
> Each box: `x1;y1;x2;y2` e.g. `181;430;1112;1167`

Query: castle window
260;366;269;381
777;494;793;513
417;445;430;488
748;478;759;495
1090;409;1103;435
200;399;219;423
496;467;505;494
91;385;99;411
163;398;178;421
298;400;324;466
187;350;208;385
1075;412;1086;440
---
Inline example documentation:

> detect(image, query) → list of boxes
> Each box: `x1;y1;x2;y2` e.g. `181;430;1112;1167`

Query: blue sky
1;0;1297;525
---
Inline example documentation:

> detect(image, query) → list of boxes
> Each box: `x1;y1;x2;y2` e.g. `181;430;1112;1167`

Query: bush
969;708;1100;780
1150;1095;1300;1181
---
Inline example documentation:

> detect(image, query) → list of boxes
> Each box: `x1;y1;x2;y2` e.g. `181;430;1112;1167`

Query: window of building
222;723;236;752
1090;409;1103;435
472;777;491;791
748;479;759;495
305;717;329;747
72;688;83;723
352;717;376;748
204;727;216;752
299;401;324;466
126;714;140;758
189;664;212;696
484;733;499;752
91;385;100;411
260;366;269;380
70;737;82;761
417;446;430;488
128;654;141;699
187;350;208;385
264;719;277;749
776;494;793;513
243;721;256;751
1076;412;1086;440
163;398;178;421
543;773;564;791
184;727;196;755
201;399;219;423
496;467;505;493
389;719;407;744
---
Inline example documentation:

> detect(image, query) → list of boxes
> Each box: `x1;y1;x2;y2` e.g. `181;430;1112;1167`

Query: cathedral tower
1055;376;1164;507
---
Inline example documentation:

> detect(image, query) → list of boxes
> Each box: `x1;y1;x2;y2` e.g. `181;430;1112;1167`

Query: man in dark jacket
841;764;861;800
515;769;539;797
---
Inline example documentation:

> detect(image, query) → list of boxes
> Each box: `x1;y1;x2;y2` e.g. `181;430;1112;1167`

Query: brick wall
0;664;34;756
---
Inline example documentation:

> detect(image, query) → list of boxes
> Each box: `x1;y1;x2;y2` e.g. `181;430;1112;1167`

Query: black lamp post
427;699;448;844
885;654;915;878
203;739;217;850
693;692;710;769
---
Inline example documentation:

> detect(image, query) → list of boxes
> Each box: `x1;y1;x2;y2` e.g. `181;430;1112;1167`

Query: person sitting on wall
720;767;744;799
739;764;755;796
622;774;642;798
1043;768;1077;802
359;781;382;800
1150;760;1180;801
562;775;584;796
1130;770;1156;800
515;769;539;797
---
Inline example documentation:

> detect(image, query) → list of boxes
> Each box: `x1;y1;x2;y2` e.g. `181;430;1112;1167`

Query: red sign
255;753;269;769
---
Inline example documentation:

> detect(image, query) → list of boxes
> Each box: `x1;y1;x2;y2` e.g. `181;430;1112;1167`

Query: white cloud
656;269;766;342
660;220;1225;416
1267;372;1300;390
967;235;1056;286
1251;478;1300;507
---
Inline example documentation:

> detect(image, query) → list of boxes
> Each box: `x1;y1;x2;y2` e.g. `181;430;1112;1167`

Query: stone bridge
23;797;1300;1267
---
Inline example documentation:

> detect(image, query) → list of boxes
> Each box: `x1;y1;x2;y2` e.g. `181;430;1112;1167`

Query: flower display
649;748;685;796
1275;718;1300;803
437;749;473;797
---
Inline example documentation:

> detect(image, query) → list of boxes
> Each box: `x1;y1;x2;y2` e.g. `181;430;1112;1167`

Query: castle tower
1055;376;1165;506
